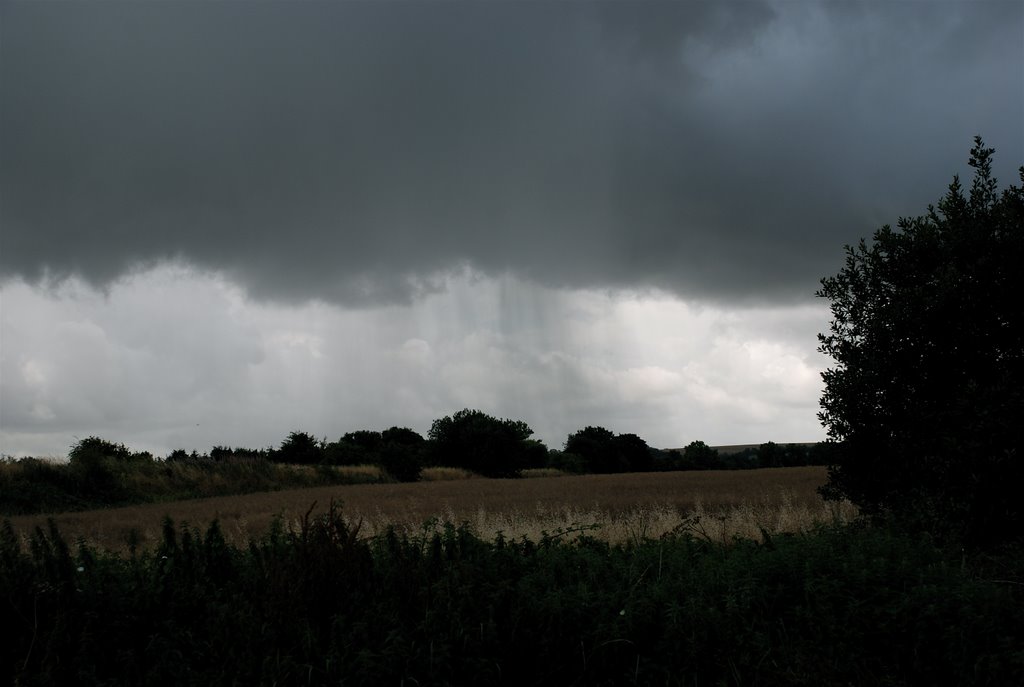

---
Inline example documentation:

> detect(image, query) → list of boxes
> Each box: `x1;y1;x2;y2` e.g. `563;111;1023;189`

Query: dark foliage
1;513;1021;686
684;440;720;470
66;437;143;503
0;447;377;517
209;445;267;462
545;449;588;474
564;426;653;473
817;138;1024;547
273;430;324;465
428;409;543;477
0;458;89;514
166;448;202;462
382;426;427;447
378;428;427;483
652;443;832;472
324;431;382;466
323;427;425;481
68;436;135;464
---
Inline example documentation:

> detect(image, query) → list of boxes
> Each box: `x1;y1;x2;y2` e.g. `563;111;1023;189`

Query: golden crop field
6;466;855;552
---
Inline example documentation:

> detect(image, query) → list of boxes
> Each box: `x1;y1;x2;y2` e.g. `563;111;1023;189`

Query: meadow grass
520;467;570;478
419;465;479;480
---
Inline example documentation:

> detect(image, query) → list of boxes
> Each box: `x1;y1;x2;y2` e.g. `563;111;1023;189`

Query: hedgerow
1;506;1021;686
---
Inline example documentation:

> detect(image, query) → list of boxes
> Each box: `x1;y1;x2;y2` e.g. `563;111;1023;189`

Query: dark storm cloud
2;0;1021;305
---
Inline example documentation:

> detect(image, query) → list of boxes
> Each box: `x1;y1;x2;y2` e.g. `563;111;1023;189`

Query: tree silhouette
275;431;324;465
682;441;720;470
428;409;538;478
564;427;652;473
817;137;1024;546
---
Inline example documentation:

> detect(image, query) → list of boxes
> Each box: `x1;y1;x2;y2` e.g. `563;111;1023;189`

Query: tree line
51;408;830;485
0;414;829;517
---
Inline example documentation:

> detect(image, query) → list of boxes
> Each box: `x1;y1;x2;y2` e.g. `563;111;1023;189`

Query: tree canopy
275;431;323;465
428;409;542;478
563;426;652;474
817;137;1024;546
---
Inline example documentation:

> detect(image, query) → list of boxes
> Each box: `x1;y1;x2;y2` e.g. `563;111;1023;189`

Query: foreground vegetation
2;506;1021;686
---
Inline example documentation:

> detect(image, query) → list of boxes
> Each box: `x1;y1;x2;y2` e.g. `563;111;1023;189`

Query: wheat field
5;466;855;551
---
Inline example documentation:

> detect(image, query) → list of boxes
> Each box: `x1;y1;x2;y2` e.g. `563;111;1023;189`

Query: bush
66;437;133;502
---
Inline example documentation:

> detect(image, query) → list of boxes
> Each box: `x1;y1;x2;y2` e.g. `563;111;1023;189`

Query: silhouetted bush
564;426;653;473
428;409;542;477
67;437;130;502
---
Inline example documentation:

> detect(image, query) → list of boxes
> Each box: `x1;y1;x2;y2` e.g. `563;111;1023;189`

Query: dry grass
5;466;854;552
332;464;387;480
520;468;569;478
420;466;479;481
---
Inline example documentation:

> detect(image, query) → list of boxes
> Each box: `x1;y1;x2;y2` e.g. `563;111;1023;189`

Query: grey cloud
2;1;1021;305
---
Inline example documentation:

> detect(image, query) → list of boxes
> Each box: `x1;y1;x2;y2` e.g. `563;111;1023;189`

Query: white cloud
0;268;830;458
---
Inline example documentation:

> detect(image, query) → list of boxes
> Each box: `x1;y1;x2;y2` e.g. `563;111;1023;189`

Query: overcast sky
1;0;1022;458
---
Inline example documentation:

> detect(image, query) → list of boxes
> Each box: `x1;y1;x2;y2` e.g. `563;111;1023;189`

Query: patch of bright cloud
0;268;829;458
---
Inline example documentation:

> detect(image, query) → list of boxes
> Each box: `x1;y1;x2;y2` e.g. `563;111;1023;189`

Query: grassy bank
2;509;1021;685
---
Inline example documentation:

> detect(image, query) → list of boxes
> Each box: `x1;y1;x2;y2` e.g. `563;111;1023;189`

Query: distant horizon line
667;442;821;455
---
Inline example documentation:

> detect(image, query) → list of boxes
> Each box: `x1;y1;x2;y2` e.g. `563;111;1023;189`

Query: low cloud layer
3;1;1021;305
0;268;828;457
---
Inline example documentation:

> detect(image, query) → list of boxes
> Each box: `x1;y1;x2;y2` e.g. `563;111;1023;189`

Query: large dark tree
564;426;622;473
428;409;540;478
379;427;426;482
682;440;720;470
817;137;1024;546
564;427;653;473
